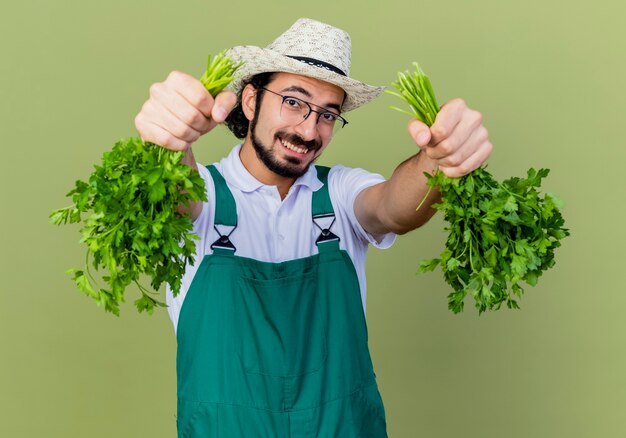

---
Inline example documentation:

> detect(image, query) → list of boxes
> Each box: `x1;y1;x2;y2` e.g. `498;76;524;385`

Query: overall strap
206;165;237;254
313;166;340;252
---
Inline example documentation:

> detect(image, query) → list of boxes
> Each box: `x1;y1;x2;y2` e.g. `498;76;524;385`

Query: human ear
241;84;257;121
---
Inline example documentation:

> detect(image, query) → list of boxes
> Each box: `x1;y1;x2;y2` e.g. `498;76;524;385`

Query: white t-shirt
166;145;396;332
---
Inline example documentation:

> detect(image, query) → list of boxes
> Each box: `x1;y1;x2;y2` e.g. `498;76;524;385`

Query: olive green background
1;0;624;436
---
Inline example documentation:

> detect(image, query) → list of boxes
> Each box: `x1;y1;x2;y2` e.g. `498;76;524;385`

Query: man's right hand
134;71;237;151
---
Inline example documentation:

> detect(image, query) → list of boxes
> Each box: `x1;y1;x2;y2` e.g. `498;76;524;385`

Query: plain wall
1;0;624;436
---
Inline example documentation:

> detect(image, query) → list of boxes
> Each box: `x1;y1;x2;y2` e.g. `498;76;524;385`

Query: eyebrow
279;85;343;113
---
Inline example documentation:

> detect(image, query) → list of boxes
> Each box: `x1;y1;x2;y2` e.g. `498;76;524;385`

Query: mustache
276;131;321;151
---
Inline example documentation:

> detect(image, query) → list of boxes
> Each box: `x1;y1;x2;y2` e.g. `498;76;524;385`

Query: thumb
211;90;238;123
408;119;432;148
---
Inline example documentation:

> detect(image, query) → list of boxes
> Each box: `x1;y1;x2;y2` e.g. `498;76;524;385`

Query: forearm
357;98;493;236
357;151;441;235
381;151;442;233
177;146;203;221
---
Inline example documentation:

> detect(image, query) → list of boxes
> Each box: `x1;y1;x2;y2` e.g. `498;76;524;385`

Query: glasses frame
260;87;349;134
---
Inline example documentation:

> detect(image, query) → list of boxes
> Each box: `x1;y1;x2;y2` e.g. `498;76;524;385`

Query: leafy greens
50;51;243;315
387;63;570;313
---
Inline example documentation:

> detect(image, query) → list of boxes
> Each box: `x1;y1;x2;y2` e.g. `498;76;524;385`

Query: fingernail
214;107;228;122
416;131;429;146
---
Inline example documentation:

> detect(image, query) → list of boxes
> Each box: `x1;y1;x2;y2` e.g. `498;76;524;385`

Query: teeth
281;139;308;154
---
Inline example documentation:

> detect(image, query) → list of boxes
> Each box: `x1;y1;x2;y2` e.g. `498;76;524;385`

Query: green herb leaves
50;139;207;315
50;51;243;315
421;167;569;313
388;63;570;313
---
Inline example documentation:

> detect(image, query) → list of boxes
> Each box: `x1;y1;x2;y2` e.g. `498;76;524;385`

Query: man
135;18;492;437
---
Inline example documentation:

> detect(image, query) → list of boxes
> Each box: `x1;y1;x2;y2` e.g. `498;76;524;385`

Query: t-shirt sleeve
191;164;216;243
166;163;216;332
328;165;396;249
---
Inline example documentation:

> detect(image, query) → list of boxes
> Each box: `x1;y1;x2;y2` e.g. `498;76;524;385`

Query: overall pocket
349;384;388;438
177;399;217;438
235;272;328;377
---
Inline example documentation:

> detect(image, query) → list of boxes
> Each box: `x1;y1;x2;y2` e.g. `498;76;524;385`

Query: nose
294;112;320;141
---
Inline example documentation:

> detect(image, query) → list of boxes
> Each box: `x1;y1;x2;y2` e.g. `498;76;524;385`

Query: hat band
286;56;346;76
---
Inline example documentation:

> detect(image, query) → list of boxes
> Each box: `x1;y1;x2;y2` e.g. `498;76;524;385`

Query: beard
250;111;322;179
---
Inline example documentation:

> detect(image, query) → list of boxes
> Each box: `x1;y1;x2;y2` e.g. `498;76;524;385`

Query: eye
320;112;338;123
284;97;302;109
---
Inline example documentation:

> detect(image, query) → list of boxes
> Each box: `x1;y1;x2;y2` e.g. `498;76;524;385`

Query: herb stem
84;249;100;292
415;183;434;213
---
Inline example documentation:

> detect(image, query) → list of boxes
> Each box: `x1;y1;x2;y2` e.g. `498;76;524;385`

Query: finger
151;83;213;134
437;125;489;168
427;110;485;162
166;71;215;119
135;115;191;151
157;84;210;133
408;118;432;147
439;139;493;178
429;98;466;145
142;99;202;144
212;91;237;123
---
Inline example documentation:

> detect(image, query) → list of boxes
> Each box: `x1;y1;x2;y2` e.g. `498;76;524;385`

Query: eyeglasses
260;87;348;137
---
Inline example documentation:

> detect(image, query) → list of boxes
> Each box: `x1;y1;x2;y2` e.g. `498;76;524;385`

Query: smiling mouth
279;136;309;154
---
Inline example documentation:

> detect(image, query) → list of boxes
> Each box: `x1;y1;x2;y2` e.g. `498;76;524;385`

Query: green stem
134;280;155;296
415;165;440;213
84;249;101;292
415;184;434;213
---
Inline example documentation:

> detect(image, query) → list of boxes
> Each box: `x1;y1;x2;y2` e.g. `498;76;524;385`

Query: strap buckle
210;225;237;253
313;213;340;245
316;228;340;244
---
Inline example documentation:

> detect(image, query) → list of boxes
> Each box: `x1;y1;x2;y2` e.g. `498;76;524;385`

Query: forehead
269;72;345;103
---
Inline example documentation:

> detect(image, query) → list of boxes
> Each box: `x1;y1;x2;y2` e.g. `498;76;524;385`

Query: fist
408;98;493;178
134;71;237;151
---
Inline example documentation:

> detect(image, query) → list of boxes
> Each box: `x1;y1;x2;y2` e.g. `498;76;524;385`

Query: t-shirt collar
221;144;324;193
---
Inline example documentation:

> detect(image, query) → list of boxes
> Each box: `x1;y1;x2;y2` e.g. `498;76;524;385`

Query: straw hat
225;18;384;112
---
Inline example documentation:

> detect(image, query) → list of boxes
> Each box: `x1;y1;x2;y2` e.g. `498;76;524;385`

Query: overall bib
176;165;387;437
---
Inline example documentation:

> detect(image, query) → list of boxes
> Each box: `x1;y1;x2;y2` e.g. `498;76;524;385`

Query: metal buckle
315;228;340;244
313;214;340;244
210;225;237;252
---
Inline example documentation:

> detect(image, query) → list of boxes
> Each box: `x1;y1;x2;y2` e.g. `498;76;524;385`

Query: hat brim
226;45;384;112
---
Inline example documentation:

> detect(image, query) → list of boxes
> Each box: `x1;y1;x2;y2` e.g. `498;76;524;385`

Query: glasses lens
278;95;347;137
280;97;309;124
330;116;346;137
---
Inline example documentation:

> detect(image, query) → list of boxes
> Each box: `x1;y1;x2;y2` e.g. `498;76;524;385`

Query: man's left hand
408;98;493;178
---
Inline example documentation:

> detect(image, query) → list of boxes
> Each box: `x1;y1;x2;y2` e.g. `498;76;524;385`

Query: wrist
416;150;439;175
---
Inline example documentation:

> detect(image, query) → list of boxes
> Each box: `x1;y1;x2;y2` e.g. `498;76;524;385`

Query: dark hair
225;72;276;139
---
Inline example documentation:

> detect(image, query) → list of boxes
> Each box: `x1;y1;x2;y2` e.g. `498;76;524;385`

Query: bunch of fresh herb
199;50;243;95
387;63;569;313
50;51;243;315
